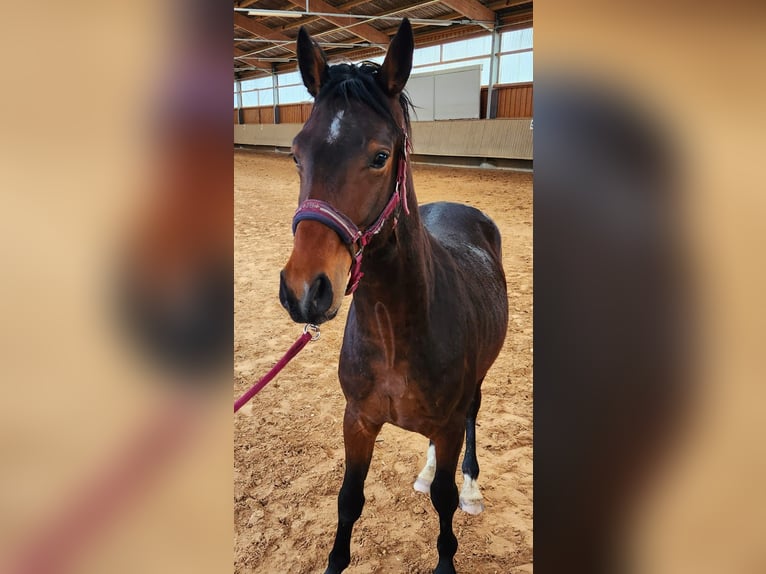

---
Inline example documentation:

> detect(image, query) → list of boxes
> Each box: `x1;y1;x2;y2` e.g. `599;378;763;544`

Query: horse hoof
414;476;432;494
459;497;485;515
433;559;457;574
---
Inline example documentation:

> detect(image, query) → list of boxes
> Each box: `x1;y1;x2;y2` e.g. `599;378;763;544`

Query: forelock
313;61;411;137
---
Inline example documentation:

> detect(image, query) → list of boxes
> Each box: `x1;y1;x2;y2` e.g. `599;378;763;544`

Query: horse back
420;201;508;369
421;201;504;274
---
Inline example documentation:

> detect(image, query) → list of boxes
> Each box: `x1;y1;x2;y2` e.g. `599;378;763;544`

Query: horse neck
352;171;433;316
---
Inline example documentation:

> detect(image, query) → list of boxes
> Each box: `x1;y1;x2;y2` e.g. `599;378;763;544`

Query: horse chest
343;369;440;432
340;345;463;434
340;301;468;431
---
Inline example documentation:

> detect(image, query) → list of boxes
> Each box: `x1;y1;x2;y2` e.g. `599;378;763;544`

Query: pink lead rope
234;324;320;413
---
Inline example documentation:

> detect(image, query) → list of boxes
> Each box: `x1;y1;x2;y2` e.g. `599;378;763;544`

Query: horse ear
297;26;329;98
378;18;414;96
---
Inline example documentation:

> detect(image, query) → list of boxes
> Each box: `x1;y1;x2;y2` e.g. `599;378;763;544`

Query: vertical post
272;64;280;125
235;79;243;125
486;23;501;119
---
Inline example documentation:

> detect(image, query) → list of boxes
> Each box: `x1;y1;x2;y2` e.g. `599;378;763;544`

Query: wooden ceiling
234;0;532;81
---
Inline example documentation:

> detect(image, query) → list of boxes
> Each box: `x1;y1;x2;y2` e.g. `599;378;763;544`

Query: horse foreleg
325;407;380;574
460;384;484;514
429;424;464;574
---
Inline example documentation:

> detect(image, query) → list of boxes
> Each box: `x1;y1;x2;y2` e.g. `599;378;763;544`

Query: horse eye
370;151;389;169
292;154;301;167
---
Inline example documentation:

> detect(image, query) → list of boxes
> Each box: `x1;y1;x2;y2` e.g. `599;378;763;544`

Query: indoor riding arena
234;2;533;572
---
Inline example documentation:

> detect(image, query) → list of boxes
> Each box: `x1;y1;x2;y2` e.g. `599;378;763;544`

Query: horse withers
278;19;508;574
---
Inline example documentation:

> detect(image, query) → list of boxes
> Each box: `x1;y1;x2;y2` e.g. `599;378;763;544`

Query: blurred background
0;0;764;572
535;1;766;572
0;1;233;573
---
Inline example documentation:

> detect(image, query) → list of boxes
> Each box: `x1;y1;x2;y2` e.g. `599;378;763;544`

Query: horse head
279;19;414;325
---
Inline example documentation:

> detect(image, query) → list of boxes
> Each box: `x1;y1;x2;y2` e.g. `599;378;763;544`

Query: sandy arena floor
234;149;532;573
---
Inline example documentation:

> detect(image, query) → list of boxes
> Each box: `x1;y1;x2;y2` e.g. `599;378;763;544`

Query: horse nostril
279;270;293;312
308;273;333;316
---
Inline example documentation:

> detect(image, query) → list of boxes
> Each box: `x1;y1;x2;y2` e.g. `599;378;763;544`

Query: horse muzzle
279;270;338;325
280;220;350;325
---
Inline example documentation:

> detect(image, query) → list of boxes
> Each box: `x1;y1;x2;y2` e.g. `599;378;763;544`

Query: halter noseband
291;132;411;295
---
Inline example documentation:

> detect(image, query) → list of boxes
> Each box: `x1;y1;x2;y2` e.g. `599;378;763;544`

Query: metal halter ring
303;323;321;341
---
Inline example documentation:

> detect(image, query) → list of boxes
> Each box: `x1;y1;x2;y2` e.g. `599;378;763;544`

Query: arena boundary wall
234;118;533;168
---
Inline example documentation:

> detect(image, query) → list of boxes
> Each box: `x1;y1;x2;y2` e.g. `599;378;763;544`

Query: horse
278;19;508;574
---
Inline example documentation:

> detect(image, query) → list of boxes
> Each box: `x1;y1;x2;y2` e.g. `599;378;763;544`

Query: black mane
315;61;412;138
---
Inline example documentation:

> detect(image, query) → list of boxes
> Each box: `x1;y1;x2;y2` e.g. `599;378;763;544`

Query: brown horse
279;19;508;574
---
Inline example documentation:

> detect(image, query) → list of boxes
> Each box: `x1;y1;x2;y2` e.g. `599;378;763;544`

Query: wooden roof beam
234;50;271;73
284;0;390;45
441;0;496;28
234;51;280;73
281;0;382;32
486;0;532;9
234;13;293;42
234;45;284;62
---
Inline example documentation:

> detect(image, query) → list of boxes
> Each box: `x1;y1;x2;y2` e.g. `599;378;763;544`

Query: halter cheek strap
292;133;411;295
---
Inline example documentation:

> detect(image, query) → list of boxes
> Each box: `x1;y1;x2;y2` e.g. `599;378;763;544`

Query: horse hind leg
460;384;485;515
414;440;436;493
429;424;464;574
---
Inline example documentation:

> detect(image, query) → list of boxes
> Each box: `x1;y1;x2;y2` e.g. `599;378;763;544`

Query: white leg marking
459;473;485;515
414;444;436;494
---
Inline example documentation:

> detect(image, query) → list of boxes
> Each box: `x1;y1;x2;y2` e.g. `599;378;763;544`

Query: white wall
406;65;481;121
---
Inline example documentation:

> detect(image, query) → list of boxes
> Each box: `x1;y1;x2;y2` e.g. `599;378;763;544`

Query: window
278;71;301;86
259;89;274;106
412;45;440;66
498;52;533;83
241;91;259;107
442;35;492;61
278;85;308;104
501;28;533;52
241;76;271;91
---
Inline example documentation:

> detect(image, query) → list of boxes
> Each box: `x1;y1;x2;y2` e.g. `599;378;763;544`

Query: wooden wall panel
279;104;305;124
279;104;298;124
237;104;314;125
486;82;533;118
241;107;257;124
260;107;275;124
302;103;313;122
527;86;533;115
